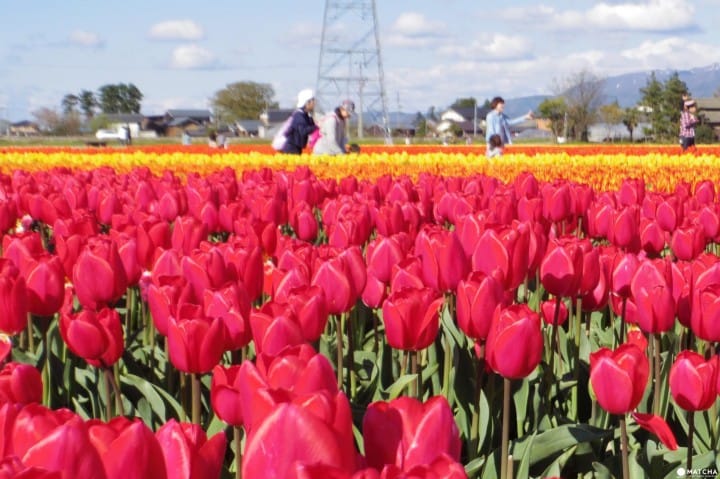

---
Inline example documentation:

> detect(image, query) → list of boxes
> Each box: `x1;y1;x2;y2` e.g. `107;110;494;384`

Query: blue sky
1;0;719;120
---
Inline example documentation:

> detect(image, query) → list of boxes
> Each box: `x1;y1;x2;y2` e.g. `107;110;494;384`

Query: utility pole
473;98;478;137
316;0;392;144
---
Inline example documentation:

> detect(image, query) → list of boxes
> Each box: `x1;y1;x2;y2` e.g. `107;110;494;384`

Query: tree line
537;70;717;144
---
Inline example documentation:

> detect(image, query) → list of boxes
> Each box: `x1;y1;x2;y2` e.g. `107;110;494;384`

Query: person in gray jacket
312;100;355;155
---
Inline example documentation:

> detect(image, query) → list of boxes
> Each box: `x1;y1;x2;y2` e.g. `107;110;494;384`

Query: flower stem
653;333;661;416
687;411;695;472
619;415;630;479
234;425;243;479
336;314;344;390
500;377;511;479
191;373;201;425
103;367;113;420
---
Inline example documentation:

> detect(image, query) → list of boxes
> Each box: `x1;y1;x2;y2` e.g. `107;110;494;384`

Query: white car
95;128;125;140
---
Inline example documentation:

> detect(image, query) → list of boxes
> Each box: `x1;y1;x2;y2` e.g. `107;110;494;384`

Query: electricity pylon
316;0;392;143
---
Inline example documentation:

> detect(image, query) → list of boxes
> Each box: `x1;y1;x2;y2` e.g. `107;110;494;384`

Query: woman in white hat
312;99;355;155
281;88;318;154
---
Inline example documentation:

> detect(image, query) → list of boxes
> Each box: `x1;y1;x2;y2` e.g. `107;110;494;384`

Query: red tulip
59;307;124;368
471;224;530;290
694;180;715;204
285;285;329;342
171;216;207;256
390;257;425;294
311;257;355;315
542;182;574;223
0;336;10;364
669;351;719;411
455;271;505;341
639;219;666;257
242;401;357;479
367;235;407;284
203;284;252;351
0;259;28;335
20;255;65;317
486;304;543;379
589;343;648;414
0;362;43;405
630;259;675;334
540;299;568;326
670;225;705;261
611;251;641;298
378;455;468;479
87;417;167;479
72;237;128;309
382;287;443;351
415;226;468;292
290;201;318;242
363;396;461;472
135;216;171;270
22;416;107;479
0;456;61;479
540;237;584;297
156;419;226;479
167;306;226;374
210;365;244;427
610;206;640;251
249;310;305;357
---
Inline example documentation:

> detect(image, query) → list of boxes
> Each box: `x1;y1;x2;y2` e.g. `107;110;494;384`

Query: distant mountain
602;63;720;107
506;64;720;112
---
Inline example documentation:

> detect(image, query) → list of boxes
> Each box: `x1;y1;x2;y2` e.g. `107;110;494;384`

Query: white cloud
502;0;696;32
148;20;204;41
143;96;209;114
68;30;104;48
170;44;218;69
439;34;532;61
620;37;720;69
281;22;321;48
386;12;447;48
392;12;446;36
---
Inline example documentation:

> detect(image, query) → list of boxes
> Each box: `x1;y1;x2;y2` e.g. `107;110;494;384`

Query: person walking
680;99;699;151
312;99;355;155
281;89;318;155
484;96;533;154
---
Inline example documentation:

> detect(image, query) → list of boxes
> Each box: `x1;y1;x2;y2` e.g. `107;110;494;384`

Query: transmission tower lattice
316;0;392;143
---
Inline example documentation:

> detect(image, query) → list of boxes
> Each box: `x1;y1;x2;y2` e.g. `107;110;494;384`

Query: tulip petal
631;412;678;451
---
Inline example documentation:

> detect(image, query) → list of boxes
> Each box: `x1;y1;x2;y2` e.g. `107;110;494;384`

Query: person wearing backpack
312;99;355;156
278;89;318;154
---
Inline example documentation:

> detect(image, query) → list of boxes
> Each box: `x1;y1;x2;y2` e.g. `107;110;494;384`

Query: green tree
211;81;277;124
61;94;79;115
98;83;143;114
560;69;604;141
450;97;477;109
622;107;642;142
414;112;427;137
537;97;567;141
639;71;688;142
598;101;624;141
79;90;98;119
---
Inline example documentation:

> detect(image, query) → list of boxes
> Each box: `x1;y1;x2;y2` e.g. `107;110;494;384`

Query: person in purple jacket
281;89;318;154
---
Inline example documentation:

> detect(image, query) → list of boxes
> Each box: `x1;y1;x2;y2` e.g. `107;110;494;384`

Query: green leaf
121;373;184;426
385;374;417;400
512;423;611;466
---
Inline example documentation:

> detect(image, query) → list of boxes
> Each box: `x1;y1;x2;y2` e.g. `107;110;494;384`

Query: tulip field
2;143;720;479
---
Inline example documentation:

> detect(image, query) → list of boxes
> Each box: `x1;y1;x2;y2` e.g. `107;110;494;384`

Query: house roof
166;109;212;119
697;98;720;110
236;120;261;131
11;120;38;127
265;109;295;123
700;111;720;124
104;113;145;123
444;106;491;122
168;117;200;127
